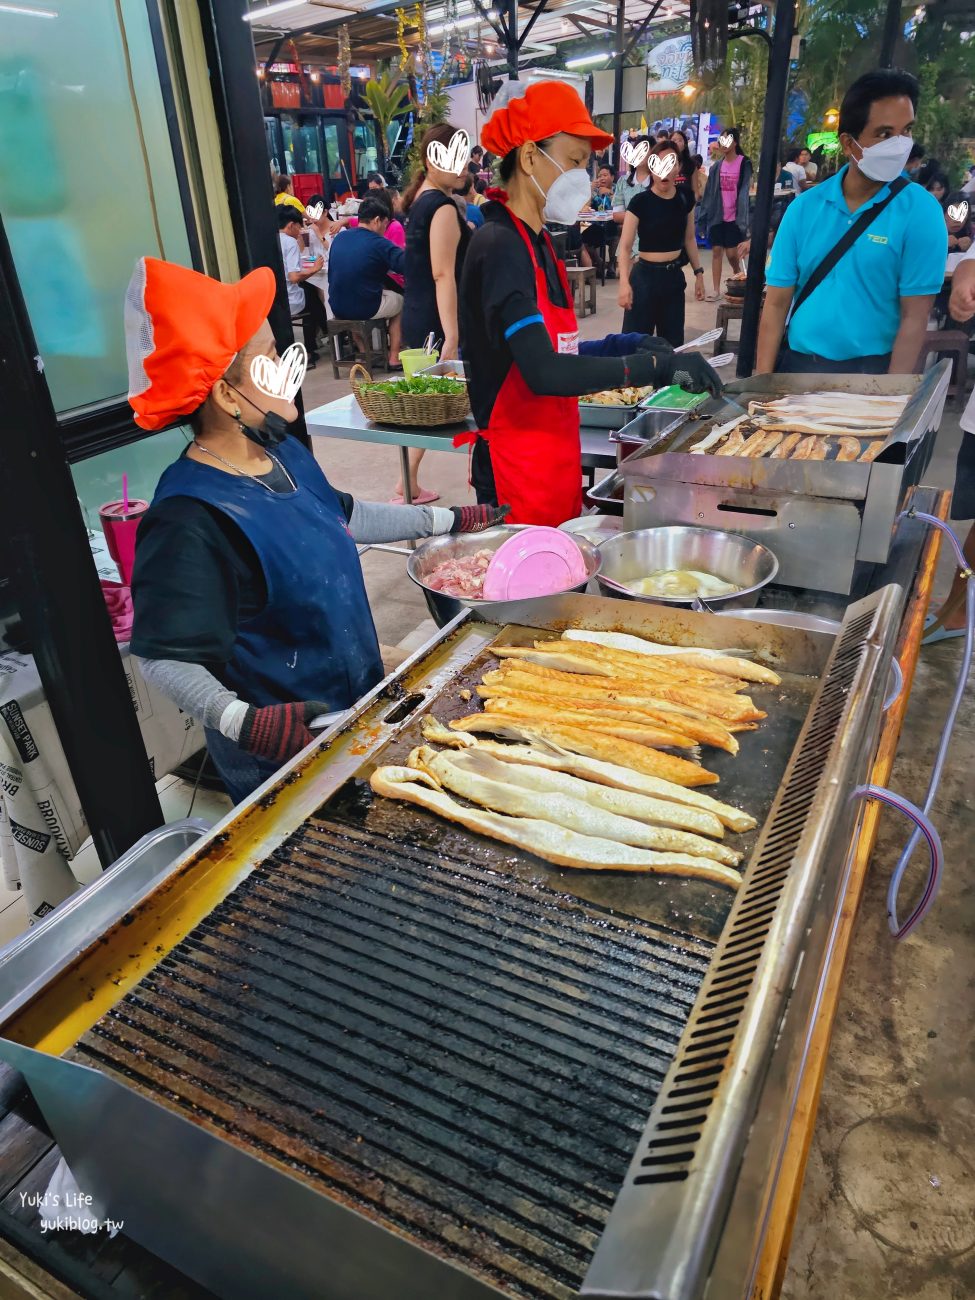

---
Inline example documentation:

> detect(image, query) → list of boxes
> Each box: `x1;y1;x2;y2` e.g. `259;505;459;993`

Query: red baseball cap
124;257;276;431
481;80;614;158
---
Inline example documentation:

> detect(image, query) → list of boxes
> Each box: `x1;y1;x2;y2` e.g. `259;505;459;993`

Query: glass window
323;122;343;189
279;114;298;174
264;117;283;175
0;0;192;415
353;121;379;182
295;120;321;175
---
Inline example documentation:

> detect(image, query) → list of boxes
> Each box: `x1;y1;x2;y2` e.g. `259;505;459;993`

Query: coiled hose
858;510;973;939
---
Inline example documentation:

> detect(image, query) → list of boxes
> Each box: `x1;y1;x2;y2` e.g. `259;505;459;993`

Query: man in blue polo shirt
757;69;946;374
327;195;406;364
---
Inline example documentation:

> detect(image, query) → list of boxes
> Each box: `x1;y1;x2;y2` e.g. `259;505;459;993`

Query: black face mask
240;408;289;449
228;385;290;448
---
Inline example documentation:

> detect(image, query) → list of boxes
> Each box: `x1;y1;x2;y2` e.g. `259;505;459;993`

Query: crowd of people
269;68;970;500
273;72;972;548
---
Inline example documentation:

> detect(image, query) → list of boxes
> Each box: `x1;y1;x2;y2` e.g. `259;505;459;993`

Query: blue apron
153;436;384;711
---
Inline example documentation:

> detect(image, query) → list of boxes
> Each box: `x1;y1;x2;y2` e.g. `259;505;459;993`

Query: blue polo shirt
766;165;947;360
327;226;405;320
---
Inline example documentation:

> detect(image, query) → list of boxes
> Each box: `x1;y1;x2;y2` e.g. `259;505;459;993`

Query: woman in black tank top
617;141;705;347
392;123;472;501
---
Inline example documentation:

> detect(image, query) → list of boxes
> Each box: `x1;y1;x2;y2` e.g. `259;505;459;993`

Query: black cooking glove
238;701;330;763
655;349;723;398
621;351;661;388
633;336;676;358
450;504;511;533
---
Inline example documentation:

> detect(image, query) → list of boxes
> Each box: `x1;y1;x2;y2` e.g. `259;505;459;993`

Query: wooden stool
715;299;745;354
327;318;390;378
915;329;970;405
566;265;597;317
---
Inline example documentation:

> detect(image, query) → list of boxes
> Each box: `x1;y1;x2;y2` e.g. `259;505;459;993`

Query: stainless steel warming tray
603;367;950;594
0;588;904;1300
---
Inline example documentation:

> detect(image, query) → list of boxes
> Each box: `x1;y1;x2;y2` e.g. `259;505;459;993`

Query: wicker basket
350;363;470;428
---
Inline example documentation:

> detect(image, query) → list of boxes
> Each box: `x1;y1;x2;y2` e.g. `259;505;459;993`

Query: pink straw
122;473;129;513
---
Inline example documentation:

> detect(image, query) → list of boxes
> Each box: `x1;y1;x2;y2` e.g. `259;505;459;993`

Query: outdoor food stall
0;379;960;1298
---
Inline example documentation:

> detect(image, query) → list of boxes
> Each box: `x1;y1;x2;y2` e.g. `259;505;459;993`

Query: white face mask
531;146;593;225
852;134;913;184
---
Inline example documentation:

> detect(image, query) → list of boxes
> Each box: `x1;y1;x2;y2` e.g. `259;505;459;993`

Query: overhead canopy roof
244;0;691;63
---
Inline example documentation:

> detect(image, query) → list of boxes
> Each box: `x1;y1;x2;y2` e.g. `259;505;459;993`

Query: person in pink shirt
347;189;405;285
699;127;753;301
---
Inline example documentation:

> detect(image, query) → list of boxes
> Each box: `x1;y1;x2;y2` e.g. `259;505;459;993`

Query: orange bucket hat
124;257;276;431
480;80;613;158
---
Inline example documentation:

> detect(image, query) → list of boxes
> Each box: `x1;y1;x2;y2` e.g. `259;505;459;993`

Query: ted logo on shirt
557;332;579;355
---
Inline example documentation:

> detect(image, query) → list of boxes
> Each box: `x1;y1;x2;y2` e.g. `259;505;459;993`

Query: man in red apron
458;80;722;526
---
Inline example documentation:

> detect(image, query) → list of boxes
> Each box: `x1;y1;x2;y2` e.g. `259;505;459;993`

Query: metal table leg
400;446;413;506
400;446;416;550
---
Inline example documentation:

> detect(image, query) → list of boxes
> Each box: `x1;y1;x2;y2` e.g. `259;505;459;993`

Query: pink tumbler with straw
98;474;148;586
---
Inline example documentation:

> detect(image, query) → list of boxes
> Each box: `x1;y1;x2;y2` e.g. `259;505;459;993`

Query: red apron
458;210;582;527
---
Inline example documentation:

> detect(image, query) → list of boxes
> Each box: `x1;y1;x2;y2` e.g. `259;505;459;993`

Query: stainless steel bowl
558;513;623;547
595;526;778;609
407;526;601;627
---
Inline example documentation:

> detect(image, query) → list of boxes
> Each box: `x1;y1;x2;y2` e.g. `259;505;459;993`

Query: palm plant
363;71;411;160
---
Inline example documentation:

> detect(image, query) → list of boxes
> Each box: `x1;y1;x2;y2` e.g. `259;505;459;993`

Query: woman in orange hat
124;258;506;803
457;80;721;528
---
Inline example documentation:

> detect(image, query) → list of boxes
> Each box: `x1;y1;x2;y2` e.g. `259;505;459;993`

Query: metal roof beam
622;0;664;61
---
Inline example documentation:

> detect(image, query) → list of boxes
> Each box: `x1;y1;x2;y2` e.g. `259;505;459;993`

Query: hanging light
566;51;611;68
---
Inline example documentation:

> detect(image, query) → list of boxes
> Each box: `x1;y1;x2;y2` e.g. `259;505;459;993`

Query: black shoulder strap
789;176;909;322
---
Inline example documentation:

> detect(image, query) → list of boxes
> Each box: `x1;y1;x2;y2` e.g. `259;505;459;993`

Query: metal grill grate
69;812;713;1300
629;608;878;1187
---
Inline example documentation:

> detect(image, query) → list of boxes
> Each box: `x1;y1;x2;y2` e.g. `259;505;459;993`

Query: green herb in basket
360;376;465;396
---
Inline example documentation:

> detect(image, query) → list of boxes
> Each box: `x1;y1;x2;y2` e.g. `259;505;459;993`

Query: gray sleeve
347;500;453;545
137;657;239;732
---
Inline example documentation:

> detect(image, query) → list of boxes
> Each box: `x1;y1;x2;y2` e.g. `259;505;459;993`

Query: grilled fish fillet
560;629;781;686
754;430;784;458
419;717;756;831
449;714;719;786
481;671;740;752
410;748;742;866
480;693;700;751
495;660;739;721
769;432;801;459
715;429;748;456
370;766;741;887
836;436;861;462
738;428;772;457
498;641;742;690
490;662;763;723
414;745;726;837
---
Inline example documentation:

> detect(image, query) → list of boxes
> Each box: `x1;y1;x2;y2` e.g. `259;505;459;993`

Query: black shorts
952;431;975;521
709;220;743;248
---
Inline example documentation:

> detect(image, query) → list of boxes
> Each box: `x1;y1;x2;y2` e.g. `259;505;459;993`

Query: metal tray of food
615;364;950;500
578;386;656;428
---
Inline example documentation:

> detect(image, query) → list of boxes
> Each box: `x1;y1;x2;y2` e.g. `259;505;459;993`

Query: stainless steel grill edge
0;591;903;1300
581;584;902;1299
